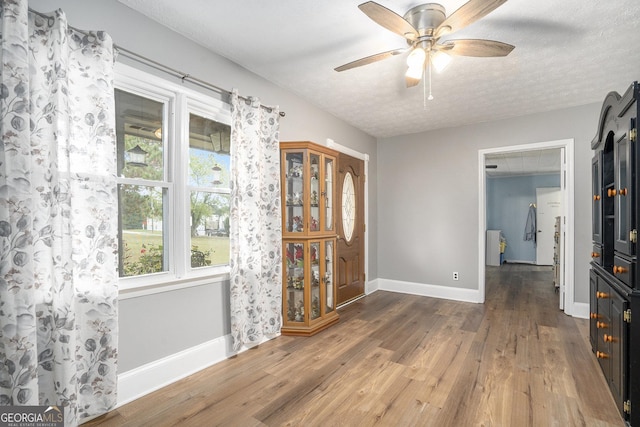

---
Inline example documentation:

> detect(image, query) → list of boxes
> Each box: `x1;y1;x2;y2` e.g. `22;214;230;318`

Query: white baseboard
571;302;589;319
377;278;482;303
366;278;379;294
117;333;276;407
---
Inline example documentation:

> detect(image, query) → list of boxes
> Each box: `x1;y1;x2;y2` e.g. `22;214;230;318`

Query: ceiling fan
335;0;514;96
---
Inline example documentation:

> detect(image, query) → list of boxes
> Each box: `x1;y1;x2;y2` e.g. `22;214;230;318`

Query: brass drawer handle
603;334;616;343
596;291;609;299
590;312;600;320
619;188;628;196
596;351;609;359
593;194;601;201
591;252;600;258
596;321;608;329
608;188;617;197
613;265;628;274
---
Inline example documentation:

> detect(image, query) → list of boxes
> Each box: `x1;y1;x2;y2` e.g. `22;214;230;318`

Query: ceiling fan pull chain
423;64;427;109
427;52;434;103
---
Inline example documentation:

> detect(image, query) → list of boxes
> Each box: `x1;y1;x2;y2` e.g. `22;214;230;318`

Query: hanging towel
524;204;537;243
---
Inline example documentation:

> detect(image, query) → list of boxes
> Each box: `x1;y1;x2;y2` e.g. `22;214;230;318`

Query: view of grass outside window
115;88;231;278
188;113;231;268
116;89;168;277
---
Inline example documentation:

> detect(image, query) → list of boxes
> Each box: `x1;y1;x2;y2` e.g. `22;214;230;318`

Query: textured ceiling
117;0;640;139
485;148;561;177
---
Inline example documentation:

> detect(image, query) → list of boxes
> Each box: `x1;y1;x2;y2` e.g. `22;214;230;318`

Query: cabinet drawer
612;255;634;288
591;245;603;266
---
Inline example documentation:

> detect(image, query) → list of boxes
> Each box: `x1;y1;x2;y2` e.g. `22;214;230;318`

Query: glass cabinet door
614;135;634;255
592;154;602;244
284;151;305;234
309;154;320;232
285;241;305;323
310;241;321;320
324;156;334;232
325;239;335;314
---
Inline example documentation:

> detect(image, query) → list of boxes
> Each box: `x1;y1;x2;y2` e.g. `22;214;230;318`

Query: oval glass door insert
342;172;356;241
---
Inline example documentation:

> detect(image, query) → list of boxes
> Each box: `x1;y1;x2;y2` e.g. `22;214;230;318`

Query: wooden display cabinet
280;141;339;336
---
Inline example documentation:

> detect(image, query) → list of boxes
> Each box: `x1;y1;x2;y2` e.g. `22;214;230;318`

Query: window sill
118;267;230;300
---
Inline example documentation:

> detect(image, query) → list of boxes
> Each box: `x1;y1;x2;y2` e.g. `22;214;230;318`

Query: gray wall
30;0;377;372
378;103;600;304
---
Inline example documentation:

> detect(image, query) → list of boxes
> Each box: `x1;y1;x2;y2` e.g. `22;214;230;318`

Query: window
187;111;231;268
115;64;231;288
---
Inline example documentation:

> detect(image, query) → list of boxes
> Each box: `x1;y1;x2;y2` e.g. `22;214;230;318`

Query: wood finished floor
87;264;624;426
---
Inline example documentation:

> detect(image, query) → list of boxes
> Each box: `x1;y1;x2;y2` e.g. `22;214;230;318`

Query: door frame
325;139;370;298
478;139;575;315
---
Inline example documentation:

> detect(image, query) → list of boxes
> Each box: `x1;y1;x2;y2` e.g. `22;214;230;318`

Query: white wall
377;103;601;305
29;0;378;375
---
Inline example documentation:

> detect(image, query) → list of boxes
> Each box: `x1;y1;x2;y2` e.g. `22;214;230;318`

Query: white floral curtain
229;90;282;351
0;2;118;425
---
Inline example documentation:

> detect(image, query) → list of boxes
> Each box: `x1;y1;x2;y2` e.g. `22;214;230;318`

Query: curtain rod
115;46;285;117
27;7;285;117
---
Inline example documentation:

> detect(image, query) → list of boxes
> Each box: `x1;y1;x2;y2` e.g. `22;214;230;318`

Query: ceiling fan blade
358;1;419;41
334;48;406;72
437;39;514;57
435;0;508;38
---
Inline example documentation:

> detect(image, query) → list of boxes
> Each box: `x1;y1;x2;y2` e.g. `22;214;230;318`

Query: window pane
115;89;164;180
190;192;230;268
118;184;166;277
189;113;230;187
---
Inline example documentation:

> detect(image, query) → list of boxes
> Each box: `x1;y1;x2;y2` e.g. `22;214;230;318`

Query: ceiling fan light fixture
431;50;452;73
406;47;426;69
406;47;426;80
405;64;424;80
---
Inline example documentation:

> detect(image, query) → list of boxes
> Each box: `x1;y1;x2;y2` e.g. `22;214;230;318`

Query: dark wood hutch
590;81;639;425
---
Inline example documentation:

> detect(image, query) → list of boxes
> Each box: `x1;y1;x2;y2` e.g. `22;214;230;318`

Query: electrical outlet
453;272;459;281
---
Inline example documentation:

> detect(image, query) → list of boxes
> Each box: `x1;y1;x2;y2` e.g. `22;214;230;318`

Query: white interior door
535;187;561;265
558;148;566;310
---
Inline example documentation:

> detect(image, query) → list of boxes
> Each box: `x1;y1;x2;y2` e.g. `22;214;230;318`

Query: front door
336;152;365;306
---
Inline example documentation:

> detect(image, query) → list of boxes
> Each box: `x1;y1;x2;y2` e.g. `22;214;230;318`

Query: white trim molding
478;139;576;316
366;278;379;295
117;333;276;407
572;302;590;319
377;278;482;303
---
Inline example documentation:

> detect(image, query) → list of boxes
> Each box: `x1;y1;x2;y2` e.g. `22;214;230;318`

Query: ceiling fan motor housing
403;3;446;38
